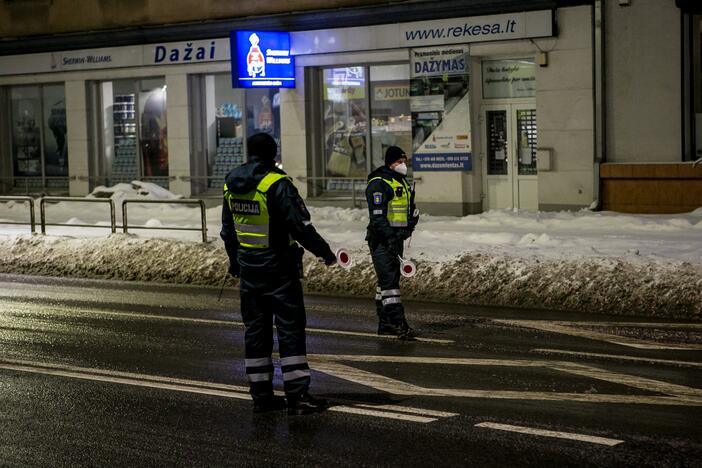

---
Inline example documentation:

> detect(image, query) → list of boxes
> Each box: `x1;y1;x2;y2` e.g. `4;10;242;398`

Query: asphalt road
0;273;700;467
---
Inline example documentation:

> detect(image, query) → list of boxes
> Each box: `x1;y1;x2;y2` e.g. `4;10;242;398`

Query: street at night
0;274;700;467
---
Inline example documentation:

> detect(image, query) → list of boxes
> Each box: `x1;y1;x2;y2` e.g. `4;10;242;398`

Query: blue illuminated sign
231;30;295;88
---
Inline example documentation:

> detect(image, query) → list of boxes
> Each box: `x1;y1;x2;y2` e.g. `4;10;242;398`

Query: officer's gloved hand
322;252;337;266
385;239;400;256
228;260;240;278
398;228;413;241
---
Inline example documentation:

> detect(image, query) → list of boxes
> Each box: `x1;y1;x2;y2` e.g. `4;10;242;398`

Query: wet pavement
0;273;700;467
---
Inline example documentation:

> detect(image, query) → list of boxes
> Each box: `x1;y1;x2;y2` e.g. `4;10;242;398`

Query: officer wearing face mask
365;146;419;340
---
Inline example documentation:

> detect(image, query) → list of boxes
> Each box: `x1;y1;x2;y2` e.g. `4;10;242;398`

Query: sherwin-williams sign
410;46;472;172
231;30;295;88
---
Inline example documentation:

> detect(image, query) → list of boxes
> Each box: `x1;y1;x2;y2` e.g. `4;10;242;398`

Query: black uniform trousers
239;265;310;401
369;240;407;326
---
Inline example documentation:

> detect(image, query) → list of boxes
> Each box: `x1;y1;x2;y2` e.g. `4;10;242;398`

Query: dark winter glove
385;239;400;256
322;250;337;266
398;228;413;241
228;260;240;278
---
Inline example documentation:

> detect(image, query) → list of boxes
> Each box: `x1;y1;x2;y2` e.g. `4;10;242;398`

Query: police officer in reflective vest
365;146;419;340
221;133;337;415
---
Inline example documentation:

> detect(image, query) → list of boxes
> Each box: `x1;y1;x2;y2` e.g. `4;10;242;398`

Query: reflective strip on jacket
368;176;411;227
224;172;288;249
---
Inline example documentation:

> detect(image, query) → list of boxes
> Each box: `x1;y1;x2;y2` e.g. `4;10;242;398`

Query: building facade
0;0;699;214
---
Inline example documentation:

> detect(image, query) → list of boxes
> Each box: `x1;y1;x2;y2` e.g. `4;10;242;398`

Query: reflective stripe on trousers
245;357;274;383
381;289;401;306
281;355;310;382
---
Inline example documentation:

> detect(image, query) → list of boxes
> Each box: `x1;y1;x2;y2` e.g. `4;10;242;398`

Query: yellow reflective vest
368;176;411;227
224;172;290;249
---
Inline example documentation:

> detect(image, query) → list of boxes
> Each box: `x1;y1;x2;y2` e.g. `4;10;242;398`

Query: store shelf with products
13;113;42;189
209;137;245;188
111;94;139;182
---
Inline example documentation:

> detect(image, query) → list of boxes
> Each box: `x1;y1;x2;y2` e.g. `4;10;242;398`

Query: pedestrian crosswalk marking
475;422;625;446
494;319;702;350
308;353;702;407
0;357;455;424
531;349;702;368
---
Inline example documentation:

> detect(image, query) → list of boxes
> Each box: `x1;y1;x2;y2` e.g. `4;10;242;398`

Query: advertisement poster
410;46;472;171
481;58;535;99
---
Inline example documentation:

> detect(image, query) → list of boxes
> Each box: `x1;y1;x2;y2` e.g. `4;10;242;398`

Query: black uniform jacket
365;165;417;246
221;158;335;274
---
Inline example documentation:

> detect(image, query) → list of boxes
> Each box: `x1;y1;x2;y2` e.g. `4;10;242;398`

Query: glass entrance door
482;103;538;210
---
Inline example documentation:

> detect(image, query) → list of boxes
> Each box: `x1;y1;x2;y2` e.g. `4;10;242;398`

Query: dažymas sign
231;30;295;88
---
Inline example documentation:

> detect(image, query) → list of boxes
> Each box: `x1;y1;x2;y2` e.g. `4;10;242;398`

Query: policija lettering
232;201;261;215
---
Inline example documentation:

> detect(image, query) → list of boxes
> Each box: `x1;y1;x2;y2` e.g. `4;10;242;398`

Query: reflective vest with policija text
369;176;411;227
224;172;296;249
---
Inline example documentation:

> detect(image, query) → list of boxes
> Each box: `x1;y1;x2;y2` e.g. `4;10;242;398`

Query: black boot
253;395;287;413
377;319;399;335
378;320;417;341
287;392;328;415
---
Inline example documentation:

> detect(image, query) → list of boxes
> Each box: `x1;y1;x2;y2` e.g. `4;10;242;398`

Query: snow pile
88;180;183;201
0;186;701;318
0;232;699;319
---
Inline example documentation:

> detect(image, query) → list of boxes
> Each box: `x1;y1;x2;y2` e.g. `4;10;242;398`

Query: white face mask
393;162;408;176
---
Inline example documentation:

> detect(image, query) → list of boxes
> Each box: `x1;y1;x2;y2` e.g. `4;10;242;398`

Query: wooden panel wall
600;163;702;213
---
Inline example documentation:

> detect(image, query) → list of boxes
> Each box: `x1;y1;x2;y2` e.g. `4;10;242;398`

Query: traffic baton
398;255;417;278
335;248;353;269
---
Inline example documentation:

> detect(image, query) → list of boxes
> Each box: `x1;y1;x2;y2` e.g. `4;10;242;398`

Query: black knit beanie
384;146;406;166
247;133;277;161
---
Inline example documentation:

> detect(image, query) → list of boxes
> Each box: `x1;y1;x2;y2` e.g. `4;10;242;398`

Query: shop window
246;88;282;162
7;84;68;193
319;64;410;194
370;64;412;172
190;74;282;194
99;78;168;188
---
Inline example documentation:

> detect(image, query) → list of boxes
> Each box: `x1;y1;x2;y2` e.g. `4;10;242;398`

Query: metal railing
0;196;36;233
297;176;422;208
0;176;71;196
122;199;208;243
40;197;116;235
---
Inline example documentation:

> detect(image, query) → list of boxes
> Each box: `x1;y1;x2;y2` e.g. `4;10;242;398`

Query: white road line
0;357;251;392
311;354;548;366
0;361;252;400
546;363;702;398
352;404;458;418
0;358;453;424
578;322;702;330
475;422;625;446
0;300;453;344
309;354;702;406
531;349;702;368
494;319;702;350
329;406;437;423
311;361;428;396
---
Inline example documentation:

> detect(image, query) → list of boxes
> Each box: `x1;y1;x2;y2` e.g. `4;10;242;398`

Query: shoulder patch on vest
372;192;383;205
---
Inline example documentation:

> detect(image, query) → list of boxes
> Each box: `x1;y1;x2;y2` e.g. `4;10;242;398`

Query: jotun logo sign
231;30;295;88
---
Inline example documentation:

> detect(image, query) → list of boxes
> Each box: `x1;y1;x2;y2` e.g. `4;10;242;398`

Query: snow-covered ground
0;182;700;318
